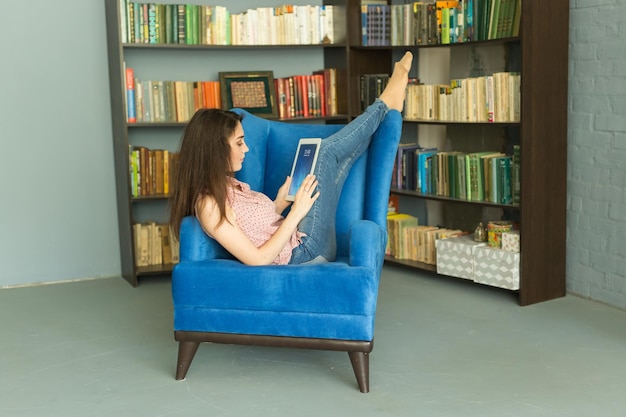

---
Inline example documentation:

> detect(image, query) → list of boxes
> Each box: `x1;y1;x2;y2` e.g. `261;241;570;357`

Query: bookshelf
381;0;568;306
105;0;568;305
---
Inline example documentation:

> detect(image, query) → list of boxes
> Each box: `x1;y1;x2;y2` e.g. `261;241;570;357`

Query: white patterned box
473;246;520;290
501;231;520;252
435;235;487;280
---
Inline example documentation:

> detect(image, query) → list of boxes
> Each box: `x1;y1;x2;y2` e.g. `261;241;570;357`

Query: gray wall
0;0;120;286
567;0;626;309
1;0;625;310
0;0;321;288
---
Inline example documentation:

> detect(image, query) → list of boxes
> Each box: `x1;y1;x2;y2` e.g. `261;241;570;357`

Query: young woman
169;52;413;266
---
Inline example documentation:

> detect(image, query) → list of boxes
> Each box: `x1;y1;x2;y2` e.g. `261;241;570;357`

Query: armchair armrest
349;220;386;269
179;216;234;262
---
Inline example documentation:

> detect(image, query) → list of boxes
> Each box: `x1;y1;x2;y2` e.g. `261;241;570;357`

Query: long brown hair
169;108;243;239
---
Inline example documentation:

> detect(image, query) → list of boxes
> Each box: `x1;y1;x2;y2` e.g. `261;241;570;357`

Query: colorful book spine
499;156;512;204
125;67;136;123
466;0;474;41
485;75;494;122
512;144;521;204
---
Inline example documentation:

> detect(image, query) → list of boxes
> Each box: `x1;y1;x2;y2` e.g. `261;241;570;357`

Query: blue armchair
171;108;402;392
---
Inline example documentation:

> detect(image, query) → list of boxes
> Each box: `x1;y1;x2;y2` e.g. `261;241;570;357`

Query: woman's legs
290;52;413;264
290;99;391;263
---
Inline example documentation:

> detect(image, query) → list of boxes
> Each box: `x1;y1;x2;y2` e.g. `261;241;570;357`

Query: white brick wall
568;0;626;309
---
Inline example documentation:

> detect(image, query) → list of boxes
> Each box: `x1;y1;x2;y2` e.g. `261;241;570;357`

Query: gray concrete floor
1;265;625;417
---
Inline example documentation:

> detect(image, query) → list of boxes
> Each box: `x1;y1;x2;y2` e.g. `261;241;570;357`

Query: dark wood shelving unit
106;0;568;305
383;0;568;306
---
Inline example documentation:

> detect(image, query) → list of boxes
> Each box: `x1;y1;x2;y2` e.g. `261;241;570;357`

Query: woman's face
228;121;248;172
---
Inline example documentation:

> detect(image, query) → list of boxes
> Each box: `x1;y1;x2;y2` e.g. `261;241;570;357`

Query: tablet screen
287;138;321;201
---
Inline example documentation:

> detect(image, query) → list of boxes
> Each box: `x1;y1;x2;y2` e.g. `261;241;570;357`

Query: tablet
286;138;322;201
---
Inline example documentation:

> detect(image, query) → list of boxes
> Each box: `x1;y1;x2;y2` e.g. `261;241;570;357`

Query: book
154;223;163;265
185;4;197;45
387;213;418;259
416;148;438;193
129;146;140;197
133;223;149;267
176;4;186;44
511;0;521;37
480;152;504;202
441;6;451;44
275;78;287;119
395;143;421;189
479;0;493;41
488;0;501;40
420;226;441;265
436;1;459;43
485;74;495;122
511;144;521;204
417;225;439;263
119;0;128;42
499;0;516;38
312;70;331;116
465;0;474;41
170;226;180;263
389;4;403;46
161;224;173;265
125;66;136;123
497;155;513;204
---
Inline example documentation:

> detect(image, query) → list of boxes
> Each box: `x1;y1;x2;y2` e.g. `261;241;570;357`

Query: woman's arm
197;175;319;265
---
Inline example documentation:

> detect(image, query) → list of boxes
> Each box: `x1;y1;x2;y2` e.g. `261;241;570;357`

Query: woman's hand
274;176;293;214
289;174;320;221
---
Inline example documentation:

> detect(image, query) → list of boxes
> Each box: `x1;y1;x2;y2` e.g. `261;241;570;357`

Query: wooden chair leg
348;351;370;393
176;341;200;380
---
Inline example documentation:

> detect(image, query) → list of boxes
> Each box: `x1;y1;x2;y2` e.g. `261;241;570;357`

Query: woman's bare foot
379;51;413;112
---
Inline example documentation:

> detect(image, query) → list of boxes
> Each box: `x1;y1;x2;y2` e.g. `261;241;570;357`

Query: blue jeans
289;99;393;264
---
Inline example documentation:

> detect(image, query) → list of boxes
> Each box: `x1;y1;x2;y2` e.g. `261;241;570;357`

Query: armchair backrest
179;109;402;262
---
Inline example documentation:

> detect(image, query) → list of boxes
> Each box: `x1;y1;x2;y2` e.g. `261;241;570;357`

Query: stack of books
133;222;180;267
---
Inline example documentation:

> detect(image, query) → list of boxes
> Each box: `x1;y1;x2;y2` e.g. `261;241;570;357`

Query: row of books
360;2;393;46
129;146;179;198
386;213;467;263
119;1;345;46
133;222;180;267
274;69;341;119
125;68;222;123
404;72;521;123
363;0;521;46
125;66;342;123
393;145;521;205
360;74;390;111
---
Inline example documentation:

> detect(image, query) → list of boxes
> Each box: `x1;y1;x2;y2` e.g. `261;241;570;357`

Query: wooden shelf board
137;263;175;276
390;188;520;209
384;256;437;272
